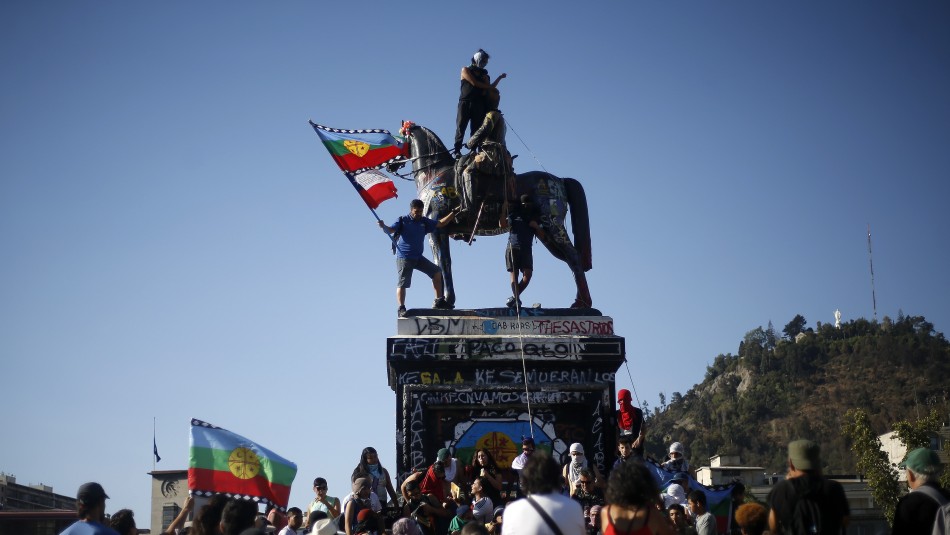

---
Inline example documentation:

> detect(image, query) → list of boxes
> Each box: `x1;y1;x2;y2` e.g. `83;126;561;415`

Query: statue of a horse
389;122;592;308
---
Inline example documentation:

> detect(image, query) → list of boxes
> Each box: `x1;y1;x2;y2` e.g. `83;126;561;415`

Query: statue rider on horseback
458;88;513;225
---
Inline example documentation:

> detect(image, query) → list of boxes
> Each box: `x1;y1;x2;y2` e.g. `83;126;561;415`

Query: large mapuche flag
188;418;297;509
310;121;402;209
645;458;736;533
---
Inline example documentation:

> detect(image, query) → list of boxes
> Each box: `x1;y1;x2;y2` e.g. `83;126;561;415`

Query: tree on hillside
765;320;777;349
783;314;807;340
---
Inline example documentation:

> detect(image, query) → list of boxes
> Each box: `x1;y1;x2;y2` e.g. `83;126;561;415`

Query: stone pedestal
387;307;625;485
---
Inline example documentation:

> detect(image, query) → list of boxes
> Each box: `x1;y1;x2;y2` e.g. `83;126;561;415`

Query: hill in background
643;313;950;475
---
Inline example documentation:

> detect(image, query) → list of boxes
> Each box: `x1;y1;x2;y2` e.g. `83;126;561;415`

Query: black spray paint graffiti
414;390;587;406
405;317;615;336
592;397;605;469
393;369;615;387
474;369;615;386
389;338;620;361
409;397;426;469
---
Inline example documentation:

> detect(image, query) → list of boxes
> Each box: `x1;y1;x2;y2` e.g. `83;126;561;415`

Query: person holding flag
379;199;459;317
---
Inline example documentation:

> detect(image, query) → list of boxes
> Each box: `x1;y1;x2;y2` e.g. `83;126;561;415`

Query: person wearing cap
454;49;506;158
449;503;474;534
563;443;604;496
306;477;341;525
486;506;504;535
767;439;849;534
662;442;689;473
60;482;119;535
892;447;949;534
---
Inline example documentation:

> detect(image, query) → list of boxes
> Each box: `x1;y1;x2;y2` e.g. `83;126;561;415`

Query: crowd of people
64;436;950;535
57;387;946;535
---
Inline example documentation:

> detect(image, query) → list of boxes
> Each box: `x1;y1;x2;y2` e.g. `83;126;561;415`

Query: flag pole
152;417;156;472
369;205;397;247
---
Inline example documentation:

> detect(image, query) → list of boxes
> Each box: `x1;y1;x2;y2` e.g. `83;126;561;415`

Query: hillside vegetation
643;313;950;475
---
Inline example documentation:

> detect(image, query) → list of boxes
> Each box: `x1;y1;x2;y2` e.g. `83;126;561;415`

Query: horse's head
400;121;454;182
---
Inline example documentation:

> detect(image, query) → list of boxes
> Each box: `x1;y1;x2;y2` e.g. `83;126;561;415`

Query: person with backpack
378;199;460;317
892;447;949;534
767;439;850;534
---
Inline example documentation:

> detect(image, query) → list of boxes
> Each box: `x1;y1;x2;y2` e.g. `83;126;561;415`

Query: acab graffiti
403;317;615;336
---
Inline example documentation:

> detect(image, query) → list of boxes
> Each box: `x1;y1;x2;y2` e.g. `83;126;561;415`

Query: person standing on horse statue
453;49;506;158
379;199;460;317
503;194;545;309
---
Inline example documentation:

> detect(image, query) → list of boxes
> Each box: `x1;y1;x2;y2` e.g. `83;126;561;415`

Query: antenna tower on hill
867;224;877;320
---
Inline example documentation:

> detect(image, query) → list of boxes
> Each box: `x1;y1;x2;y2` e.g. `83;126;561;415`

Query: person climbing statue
502;194;545;309
378;199;460;317
453;49;506;158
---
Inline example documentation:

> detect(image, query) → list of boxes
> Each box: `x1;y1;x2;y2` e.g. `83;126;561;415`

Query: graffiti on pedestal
401;317;615;336
388;337;624;361
398;386;609;475
394;368;615;387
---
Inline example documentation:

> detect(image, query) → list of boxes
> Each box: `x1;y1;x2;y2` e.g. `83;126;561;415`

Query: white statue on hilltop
834;309;842;328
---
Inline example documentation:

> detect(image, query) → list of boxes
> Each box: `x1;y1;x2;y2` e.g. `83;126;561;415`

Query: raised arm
461;67;493;90
163;496;194;535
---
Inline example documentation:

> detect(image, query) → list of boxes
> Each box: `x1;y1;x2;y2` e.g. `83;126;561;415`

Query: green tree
893;409;940;450
843;409;900;525
765;320;777;349
783;314;807;340
893;408;950;488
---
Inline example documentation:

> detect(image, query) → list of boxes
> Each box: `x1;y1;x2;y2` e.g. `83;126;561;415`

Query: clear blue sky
2;1;948;530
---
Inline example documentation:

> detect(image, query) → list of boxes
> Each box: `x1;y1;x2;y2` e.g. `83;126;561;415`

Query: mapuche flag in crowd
310;121;404;209
645;458;737;533
188;418;297;510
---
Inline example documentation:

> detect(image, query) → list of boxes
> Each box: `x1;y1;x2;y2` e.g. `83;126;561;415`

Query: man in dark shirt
454;49;506;157
503;195;545;308
767;439;850;535
892;447;949;534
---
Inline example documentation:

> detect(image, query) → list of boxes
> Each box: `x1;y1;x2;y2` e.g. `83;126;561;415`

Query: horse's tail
564;177;592;271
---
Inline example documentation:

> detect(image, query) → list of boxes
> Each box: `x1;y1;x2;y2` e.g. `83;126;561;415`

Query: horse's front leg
429;230;455;308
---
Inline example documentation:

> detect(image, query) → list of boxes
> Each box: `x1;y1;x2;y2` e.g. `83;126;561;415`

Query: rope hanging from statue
512;259;535;442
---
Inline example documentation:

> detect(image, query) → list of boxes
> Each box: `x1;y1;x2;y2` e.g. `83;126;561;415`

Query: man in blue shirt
379;199;458;317
60;482;120;535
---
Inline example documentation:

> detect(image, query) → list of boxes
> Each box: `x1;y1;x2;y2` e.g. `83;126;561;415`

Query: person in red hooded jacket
616;389;645;459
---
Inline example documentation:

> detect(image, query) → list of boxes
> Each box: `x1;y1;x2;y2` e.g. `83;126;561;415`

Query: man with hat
60;482;119;535
767;439;849;534
892;447;949;534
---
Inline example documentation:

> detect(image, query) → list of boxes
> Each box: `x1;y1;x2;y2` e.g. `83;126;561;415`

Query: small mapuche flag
188;418;297;510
